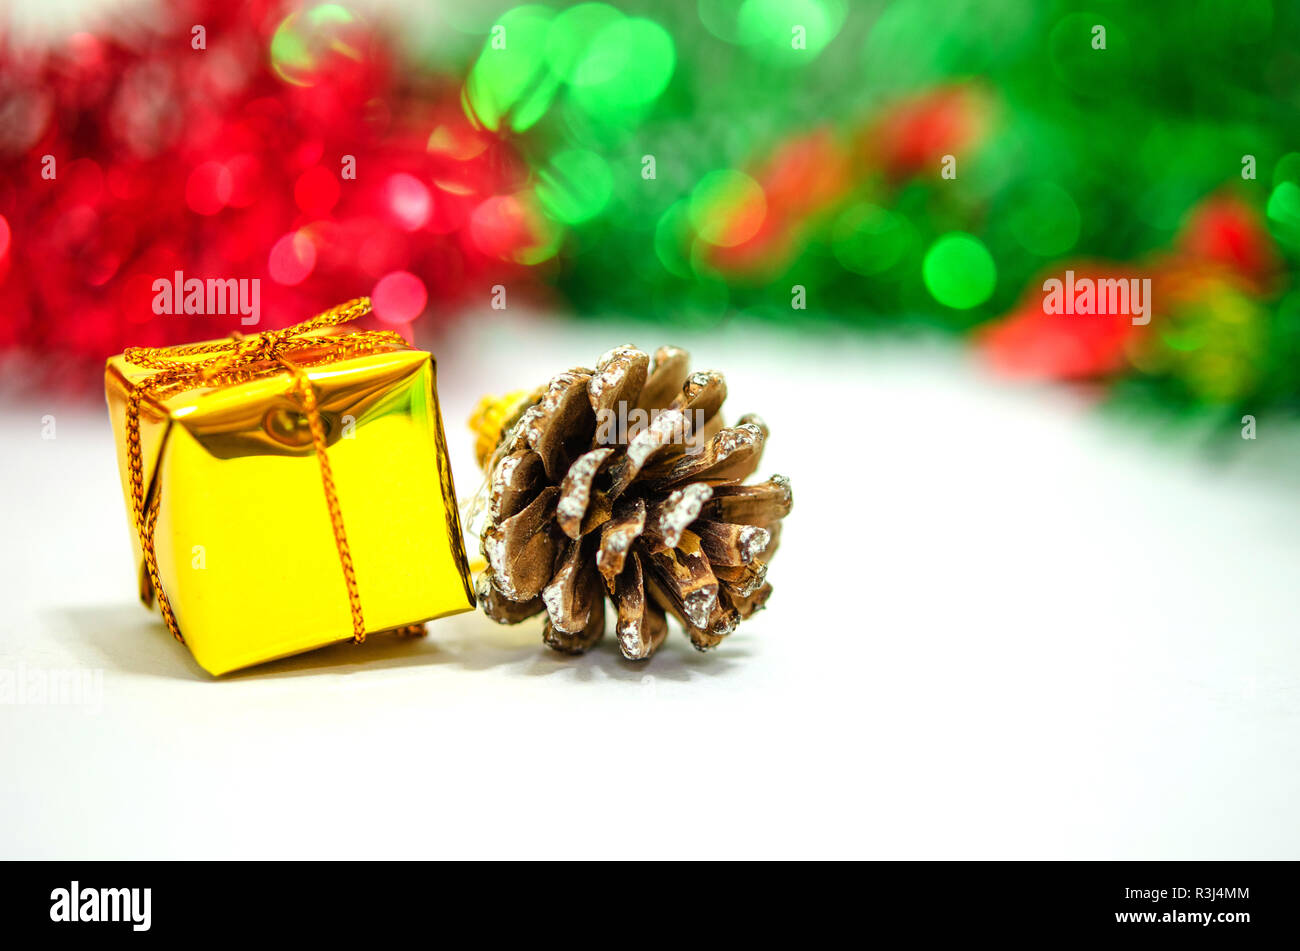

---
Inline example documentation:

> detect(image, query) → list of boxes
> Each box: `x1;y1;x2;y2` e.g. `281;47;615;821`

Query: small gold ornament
468;345;791;660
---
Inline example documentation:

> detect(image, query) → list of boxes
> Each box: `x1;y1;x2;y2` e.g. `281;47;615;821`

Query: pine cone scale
636;346;692;410
589;346;648;417
694;519;770;566
596;499;646;590
488;450;545;524
557;446;614;539
646;483;714;549
483;485;561;602
614;553;667;660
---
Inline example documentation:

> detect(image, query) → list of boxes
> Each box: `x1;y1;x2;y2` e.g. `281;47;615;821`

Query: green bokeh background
438;0;1300;415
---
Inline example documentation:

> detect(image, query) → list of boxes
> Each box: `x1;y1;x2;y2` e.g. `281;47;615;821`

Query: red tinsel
0;0;540;381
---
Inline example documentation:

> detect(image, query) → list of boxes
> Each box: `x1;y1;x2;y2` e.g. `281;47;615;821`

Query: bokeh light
427;123;489;162
185;162;233;216
1266;182;1300;251
470;192;562;265
294;166;340;216
832;203;914;276
385;173;433;231
536;149;613;224
736;0;847;65
690;170;766;247
1273;152;1300;189
270;4;367;88
268;232;317;286
224;155;263;209
568;17;676;118
464;5;560;133
923;233;996;309
372;270;428;324
697;0;747;43
654;200;695;278
546;3;624;83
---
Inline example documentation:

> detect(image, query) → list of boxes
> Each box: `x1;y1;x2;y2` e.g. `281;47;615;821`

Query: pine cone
469;345;791;660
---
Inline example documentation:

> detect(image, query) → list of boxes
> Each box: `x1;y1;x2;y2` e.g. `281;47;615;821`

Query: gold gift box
104;303;474;675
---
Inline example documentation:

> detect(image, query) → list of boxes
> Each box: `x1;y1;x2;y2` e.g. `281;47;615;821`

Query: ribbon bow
123;298;406;647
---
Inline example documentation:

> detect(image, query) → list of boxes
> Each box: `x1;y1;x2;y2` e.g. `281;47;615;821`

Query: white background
2;314;1298;859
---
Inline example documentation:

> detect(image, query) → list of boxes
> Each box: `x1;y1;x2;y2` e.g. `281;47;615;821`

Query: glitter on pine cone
469;345;791;660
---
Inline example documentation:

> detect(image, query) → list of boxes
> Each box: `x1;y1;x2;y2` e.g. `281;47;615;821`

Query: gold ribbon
123;297;405;646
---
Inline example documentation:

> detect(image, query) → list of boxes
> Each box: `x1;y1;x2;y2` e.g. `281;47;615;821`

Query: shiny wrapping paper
104;323;474;675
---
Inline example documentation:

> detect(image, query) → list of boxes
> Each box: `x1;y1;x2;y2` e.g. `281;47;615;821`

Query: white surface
2;314;1299;859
